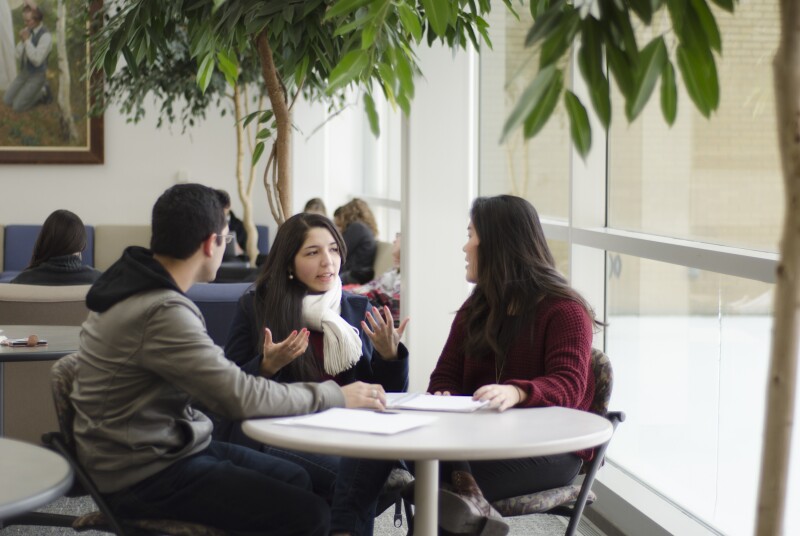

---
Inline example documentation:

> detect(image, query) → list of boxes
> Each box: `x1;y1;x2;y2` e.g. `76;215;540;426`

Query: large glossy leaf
251;141;265;167
501;65;558;142
216;50;239;86
689;0;721;53
523;69;563;138
421;0;452;36
564;91;591;157
197;52;215;93
363;93;380;136
578;18;610;128
676;43;719;117
660;59;677;125
397;2;423;42
625;37;667;121
605;38;635;100
327;49;369;94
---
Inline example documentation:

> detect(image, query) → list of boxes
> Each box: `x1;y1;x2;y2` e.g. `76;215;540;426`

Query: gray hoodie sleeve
139;297;345;419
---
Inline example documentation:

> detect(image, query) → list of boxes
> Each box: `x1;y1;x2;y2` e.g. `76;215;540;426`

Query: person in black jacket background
334;198;378;285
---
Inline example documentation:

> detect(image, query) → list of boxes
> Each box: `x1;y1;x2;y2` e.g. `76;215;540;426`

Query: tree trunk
755;1;800;534
256;31;292;224
233;84;259;265
56;0;78;143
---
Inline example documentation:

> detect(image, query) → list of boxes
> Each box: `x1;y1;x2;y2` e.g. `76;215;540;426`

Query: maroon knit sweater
428;296;595;457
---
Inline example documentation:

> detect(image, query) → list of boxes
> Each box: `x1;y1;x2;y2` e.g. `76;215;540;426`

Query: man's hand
19;28;30;41
259;327;309;377
341;381;386;411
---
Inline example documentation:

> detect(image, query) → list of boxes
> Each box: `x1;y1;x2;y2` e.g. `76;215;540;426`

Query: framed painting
0;0;103;164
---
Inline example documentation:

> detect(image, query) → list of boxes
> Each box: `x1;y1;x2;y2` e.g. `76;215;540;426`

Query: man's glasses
215;233;235;246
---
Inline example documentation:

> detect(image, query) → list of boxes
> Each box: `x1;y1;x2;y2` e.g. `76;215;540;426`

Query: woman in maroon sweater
428;195;601;536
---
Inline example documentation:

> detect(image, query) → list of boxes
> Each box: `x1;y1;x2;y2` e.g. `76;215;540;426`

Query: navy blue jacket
225;290;409;392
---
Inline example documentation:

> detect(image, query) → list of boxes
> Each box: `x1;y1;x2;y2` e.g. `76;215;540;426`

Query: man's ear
201;234;216;257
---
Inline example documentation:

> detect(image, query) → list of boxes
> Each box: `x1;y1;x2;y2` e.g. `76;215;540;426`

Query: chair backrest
3;224;95;271
373;240;394;277
588;348;613;417
93;225;151;271
50;353;80;453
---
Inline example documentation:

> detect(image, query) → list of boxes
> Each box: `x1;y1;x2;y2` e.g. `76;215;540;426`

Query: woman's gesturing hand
473;384;526;412
361;305;409;360
259;327;309;377
341;381;387;411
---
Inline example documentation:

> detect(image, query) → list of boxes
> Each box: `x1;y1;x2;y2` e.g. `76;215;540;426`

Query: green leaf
660;59;677;125
421;0;452;36
260;110;274;124
324;0;372;20
676;43;719;117
539;9;579;67
121;46;138;77
524;0;566;48
708;0;735;12
197;53;215;94
395;51;415;99
363;93;380;136
629;0;653;24
688;0;721;53
605;39;635;100
501;65;558;142
523;69;563;138
327;49;369;94
256;128;271;140
578;18;610;128
216;50;239;87
362;25;377;48
625;37;667;121
564;91;592;158
242;111;260;129
251;142;265;167
397;2;423;42
212;0;227;13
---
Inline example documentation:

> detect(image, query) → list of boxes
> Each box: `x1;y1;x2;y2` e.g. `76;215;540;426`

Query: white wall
403;44;477;391
0;103;275;227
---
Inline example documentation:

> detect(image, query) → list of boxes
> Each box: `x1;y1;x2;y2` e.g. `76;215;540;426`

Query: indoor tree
91;0;507;259
499;0;795;533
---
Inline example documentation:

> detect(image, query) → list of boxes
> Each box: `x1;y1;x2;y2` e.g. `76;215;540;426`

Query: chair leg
2;512;77;528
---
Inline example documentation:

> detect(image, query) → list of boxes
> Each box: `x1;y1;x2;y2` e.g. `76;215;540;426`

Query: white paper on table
386;392;489;412
271;408;438;435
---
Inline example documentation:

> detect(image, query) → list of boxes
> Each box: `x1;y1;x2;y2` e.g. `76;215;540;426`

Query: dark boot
438;471;509;536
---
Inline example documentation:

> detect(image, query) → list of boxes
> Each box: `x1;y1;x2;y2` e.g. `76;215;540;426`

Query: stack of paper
386;392;489;412
271;408;437;435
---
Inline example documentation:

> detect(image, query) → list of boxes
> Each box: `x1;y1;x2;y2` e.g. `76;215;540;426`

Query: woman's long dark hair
461;195;601;364
28;210;88;269
253;213;347;381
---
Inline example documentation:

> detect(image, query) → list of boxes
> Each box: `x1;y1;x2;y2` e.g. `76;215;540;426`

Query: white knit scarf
301;277;362;376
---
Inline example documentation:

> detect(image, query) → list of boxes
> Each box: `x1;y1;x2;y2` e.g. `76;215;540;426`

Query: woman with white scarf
222;213;410;536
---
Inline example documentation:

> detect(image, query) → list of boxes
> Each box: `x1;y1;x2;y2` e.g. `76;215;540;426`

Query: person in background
334;198;378;285
303;197;328;217
3;3;52;112
223;212;409;536
70;184;386;536
214;189;248;259
351;232;401;327
427;195;601;536
11;209;101;285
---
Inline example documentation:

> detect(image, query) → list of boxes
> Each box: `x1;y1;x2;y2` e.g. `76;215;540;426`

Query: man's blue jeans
263;446;395;535
104;441;329;536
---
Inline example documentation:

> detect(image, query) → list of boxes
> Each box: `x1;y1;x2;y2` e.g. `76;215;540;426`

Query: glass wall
478;1;795;534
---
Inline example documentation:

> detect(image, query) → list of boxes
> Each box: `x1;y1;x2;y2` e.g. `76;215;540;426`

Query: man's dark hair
214;189;231;209
151;184;226;260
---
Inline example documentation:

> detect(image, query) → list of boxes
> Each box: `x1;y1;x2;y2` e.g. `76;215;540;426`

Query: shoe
437;471;509;536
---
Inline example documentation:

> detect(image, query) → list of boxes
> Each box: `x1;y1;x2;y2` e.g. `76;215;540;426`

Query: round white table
0;437;73;520
243;405;613;535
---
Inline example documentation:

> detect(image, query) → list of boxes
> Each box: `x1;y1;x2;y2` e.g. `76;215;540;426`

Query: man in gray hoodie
70;184;387;535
